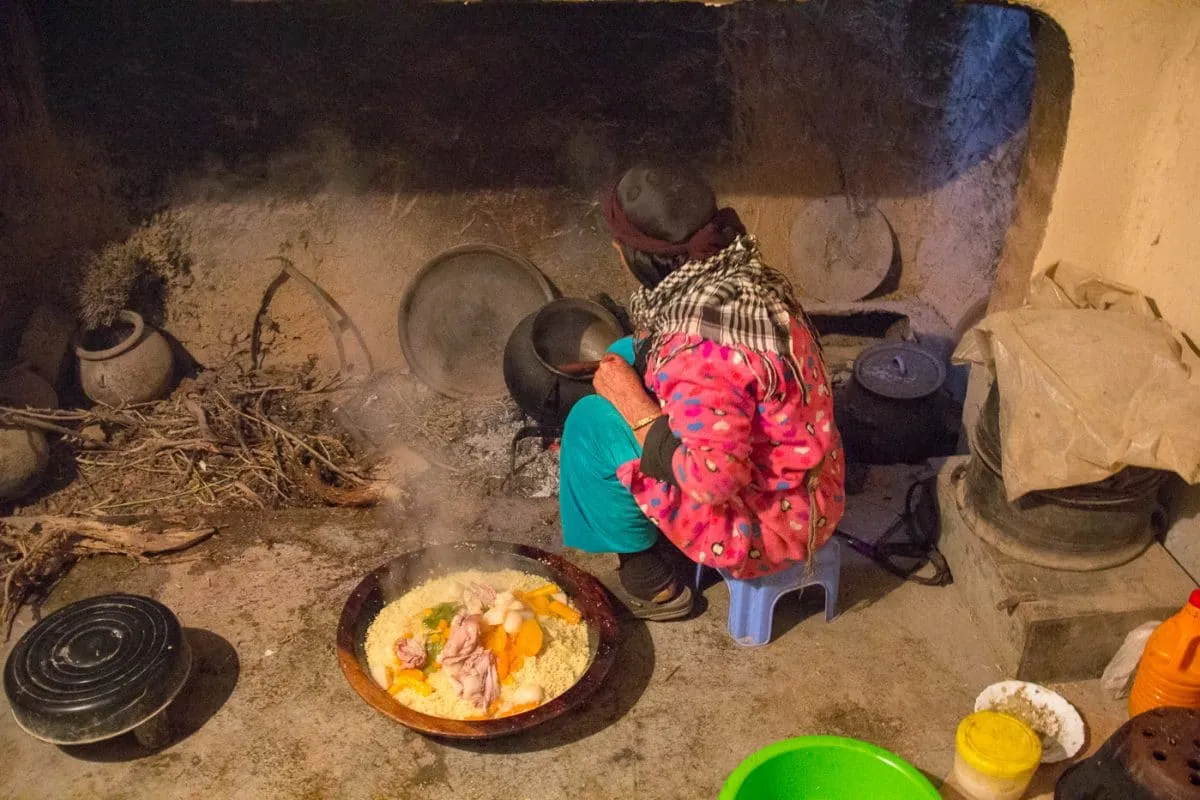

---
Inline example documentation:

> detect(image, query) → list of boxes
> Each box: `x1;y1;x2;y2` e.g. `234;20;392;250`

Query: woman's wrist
620;398;662;429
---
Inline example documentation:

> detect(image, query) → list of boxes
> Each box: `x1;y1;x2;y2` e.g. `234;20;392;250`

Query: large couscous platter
337;541;619;739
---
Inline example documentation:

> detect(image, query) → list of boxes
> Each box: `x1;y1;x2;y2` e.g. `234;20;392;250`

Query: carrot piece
526;584;560;599
525;595;552;616
496;648;511;681
390;671;433;697
497;701;541;718
548;600;582;624
484;625;508;656
510;653;525;674
514;618;544;657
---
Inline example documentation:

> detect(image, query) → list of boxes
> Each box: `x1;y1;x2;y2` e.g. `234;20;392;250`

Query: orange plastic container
1129;589;1200;717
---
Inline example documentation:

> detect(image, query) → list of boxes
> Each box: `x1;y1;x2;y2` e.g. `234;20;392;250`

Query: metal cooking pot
961;384;1167;571
835;342;957;464
502;298;623;427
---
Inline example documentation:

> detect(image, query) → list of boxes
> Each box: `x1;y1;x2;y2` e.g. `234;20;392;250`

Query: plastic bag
954;263;1200;500
1101;621;1160;700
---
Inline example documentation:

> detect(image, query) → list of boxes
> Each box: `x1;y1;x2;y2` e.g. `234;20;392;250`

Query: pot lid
398;245;556;400
3;594;191;745
853;342;946;400
790;198;894;302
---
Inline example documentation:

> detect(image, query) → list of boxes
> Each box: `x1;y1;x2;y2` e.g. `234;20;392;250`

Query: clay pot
76;311;174;406
0;360;58;410
502;298;622;427
0;427;49;502
0;361;55;502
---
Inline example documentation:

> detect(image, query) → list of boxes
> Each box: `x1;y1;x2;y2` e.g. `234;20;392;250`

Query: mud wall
0;2;129;354
12;1;1033;374
995;0;1200;343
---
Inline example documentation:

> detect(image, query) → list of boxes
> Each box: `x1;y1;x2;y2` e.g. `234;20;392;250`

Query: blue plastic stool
694;538;842;647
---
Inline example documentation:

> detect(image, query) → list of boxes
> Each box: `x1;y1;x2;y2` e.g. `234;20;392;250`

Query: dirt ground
0;467;1126;800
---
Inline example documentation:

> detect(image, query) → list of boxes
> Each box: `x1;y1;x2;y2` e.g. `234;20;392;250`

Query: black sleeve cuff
639;416;682;487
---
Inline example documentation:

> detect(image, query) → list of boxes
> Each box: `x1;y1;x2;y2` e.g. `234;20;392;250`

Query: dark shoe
610;582;694;621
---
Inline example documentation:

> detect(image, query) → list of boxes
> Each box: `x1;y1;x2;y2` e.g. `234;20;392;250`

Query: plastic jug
1129;589;1200;717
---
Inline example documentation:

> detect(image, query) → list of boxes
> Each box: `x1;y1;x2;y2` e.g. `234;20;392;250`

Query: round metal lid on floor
3;594;191;745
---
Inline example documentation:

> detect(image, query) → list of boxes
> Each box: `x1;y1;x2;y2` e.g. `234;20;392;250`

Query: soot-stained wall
6;1;1033;372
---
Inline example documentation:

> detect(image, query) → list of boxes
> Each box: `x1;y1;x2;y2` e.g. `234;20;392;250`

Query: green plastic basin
720;736;941;800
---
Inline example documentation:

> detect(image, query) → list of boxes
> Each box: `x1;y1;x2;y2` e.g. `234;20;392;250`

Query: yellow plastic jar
952;711;1042;800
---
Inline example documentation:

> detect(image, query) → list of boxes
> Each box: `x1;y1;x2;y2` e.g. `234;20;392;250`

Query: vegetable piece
548;599;582;624
510;653;524;674
496;649;511;682
370;663;390;689
497;701;541;718
503;610;524;635
482;626;511;681
526;584;560;599
389;669;433;697
522;594;553;617
483;625;508;656
513;684;544;706
515;618;544;657
423;602;459;630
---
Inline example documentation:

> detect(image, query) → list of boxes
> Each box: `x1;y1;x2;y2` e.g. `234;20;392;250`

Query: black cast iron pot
503;298;623;427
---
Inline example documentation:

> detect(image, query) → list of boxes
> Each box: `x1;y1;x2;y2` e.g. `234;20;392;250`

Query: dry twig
0;515;215;637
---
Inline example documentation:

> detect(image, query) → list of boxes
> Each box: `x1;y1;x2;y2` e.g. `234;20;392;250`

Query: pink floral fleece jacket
617;318;845;579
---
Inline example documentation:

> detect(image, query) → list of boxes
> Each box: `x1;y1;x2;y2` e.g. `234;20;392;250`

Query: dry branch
0;515;215;637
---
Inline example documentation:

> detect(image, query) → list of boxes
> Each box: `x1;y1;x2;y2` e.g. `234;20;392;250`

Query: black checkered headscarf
629;235;808;398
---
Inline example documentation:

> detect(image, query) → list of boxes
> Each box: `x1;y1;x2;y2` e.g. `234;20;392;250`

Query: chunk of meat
393;636;426;670
447;648;500;710
438;612;482;667
462;582;497;614
438;612;500;709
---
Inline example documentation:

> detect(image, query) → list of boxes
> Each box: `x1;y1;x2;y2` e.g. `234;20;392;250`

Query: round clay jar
0;427;49;501
0;361;55;501
76;311;174;406
0;360;59;410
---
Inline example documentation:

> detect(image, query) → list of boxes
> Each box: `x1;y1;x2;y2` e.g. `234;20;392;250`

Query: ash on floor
337;371;561;500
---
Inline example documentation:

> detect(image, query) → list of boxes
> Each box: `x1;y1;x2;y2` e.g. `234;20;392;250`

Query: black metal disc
398;244;556;400
3;594;191;744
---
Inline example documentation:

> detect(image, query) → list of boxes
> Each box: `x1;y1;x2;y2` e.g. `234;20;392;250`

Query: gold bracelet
631;414;662;432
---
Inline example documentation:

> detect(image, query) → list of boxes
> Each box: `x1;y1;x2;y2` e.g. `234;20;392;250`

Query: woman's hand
593;355;661;429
